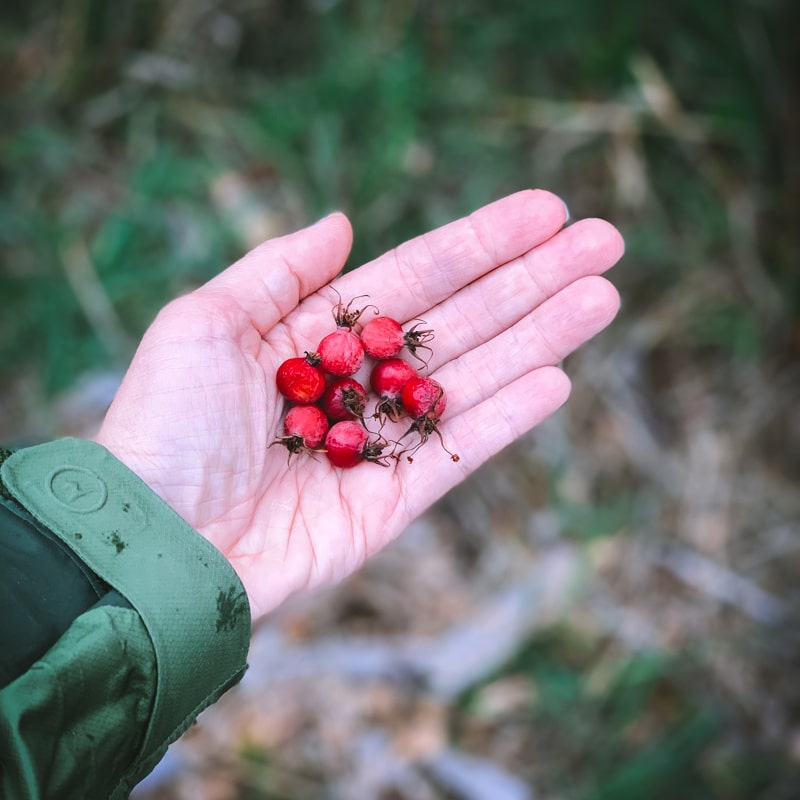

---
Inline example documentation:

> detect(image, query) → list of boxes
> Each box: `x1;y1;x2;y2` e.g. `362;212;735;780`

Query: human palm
95;190;624;621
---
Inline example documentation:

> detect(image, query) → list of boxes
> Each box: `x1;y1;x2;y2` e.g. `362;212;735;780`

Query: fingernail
557;195;570;222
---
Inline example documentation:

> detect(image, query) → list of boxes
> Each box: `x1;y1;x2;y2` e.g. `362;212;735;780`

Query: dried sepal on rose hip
270;404;329;463
330;289;378;330
370;358;417;422
360;316;435;365
276;353;326;403
402;320;435;366
396;376;459;462
321;378;368;422
324;420;392;469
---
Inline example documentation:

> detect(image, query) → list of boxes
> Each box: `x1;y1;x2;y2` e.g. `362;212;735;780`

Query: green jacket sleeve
0;438;251;799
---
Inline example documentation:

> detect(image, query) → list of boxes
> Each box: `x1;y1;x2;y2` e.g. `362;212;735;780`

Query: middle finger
416;217;624;372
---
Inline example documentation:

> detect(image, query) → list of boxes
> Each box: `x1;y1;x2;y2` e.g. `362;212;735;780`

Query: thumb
200;212;354;333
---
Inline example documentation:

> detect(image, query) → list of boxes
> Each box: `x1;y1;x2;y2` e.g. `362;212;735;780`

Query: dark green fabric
0;602;156;799
0;448;15;500
0;438;252;798
0;498;109;688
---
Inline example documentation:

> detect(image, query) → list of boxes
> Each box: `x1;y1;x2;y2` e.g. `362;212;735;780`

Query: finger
332;189;568;321
436;275;620;415
199;212;354;333
417;218;625;371
396;366;572;514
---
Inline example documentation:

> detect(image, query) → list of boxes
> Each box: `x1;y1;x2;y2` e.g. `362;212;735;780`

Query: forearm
0;439;251;799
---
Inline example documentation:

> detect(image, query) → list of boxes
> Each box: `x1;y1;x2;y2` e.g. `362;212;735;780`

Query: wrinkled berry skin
317;330;365;377
270;405;329;461
360;316;405;359
321;378;367;422
401;376;447;421
279;404;329;451
276;356;326;403
284;405;329;448
324;420;369;468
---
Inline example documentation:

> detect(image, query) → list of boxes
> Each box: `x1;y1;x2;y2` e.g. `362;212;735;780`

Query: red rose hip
360;316;436;364
324;420;390;468
321;378;367;421
276;354;326;403
360;316;405;359
401;376;447;420
398;376;459;462
370;358;417;421
271;404;329;459
317;330;365;377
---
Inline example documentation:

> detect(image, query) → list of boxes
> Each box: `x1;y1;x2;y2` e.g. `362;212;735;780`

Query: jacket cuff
0;438;250;763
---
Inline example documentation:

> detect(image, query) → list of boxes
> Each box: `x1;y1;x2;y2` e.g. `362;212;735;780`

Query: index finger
332;189;568;322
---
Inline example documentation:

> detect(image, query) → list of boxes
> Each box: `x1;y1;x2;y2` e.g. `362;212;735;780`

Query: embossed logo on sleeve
48;466;108;513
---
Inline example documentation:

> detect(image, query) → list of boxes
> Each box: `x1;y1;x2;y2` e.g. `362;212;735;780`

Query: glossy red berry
271;404;329;459
321;378;367;422
324;420;390;468
317;330;365;377
401;376;447;420
370;358;417;421
276;355;326;403
360;316;405;359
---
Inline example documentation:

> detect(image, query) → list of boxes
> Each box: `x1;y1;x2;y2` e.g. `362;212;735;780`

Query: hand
94;190;624;621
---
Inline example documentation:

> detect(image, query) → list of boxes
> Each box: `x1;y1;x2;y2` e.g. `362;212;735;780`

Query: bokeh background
2;1;799;798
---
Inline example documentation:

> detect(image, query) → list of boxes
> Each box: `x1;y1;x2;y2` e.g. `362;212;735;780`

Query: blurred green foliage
1;0;796;393
458;627;786;800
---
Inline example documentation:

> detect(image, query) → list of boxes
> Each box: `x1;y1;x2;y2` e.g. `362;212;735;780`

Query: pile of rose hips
272;293;459;469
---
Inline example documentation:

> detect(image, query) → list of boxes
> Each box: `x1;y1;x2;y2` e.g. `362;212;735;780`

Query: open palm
94;190;624;621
